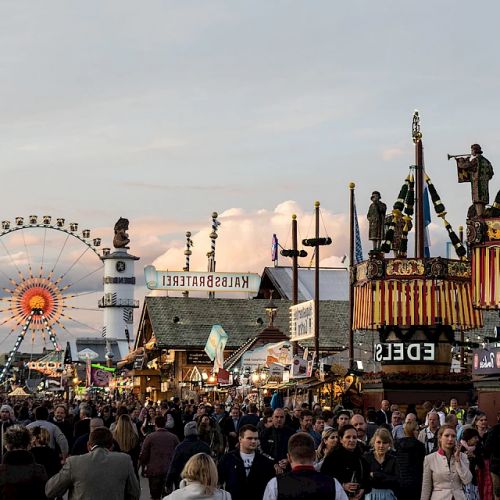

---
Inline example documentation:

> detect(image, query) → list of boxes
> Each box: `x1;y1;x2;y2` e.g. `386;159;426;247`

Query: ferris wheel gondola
0;215;108;383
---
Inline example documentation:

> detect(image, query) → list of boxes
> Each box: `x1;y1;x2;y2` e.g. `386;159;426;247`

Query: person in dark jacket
375;400;392;426
321;424;371;499
239;403;260;427
0;425;47;500
29;426;62;479
260;408;295;474
394;420;425;500
166;421;211;489
363;428;400;499
218;424;275;500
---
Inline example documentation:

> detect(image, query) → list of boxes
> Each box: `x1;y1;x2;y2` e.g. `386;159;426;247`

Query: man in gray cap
166;421;211;490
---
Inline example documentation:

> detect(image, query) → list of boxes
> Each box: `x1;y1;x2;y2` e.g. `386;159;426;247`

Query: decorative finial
349;182;355;189
292;214;297;220
314;201;320;208
412;110;422;143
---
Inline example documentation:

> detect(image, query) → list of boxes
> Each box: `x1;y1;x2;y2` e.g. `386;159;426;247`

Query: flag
204;324;228;374
271;234;278;262
354;201;364;264
423;185;431;258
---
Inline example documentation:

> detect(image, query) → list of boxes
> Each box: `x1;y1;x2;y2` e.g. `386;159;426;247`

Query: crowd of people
0;394;499;500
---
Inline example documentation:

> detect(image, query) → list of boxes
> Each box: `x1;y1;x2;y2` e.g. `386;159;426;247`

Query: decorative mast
207;212;220;299
412;110;425;258
182;231;193;298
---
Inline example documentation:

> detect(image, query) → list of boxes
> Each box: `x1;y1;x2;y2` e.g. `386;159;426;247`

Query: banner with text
145;266;260;293
290;300;315;341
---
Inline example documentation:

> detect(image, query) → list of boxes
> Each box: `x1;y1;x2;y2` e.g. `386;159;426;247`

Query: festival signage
291;356;308;378
290;300;315;341
187;351;212;365
374;342;435;363
90;364;115;387
241;341;292;371
472;347;500;375
144;265;260;293
217;368;230;385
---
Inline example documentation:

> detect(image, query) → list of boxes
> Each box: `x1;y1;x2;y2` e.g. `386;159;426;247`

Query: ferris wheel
0;215;107;383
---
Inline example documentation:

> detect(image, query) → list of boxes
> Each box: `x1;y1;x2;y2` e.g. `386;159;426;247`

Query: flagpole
413;111;425;258
314;202;320;359
292;215;298;356
348;182;355;370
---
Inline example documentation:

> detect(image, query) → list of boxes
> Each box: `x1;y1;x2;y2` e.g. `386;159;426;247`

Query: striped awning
472;245;500;310
353;278;483;331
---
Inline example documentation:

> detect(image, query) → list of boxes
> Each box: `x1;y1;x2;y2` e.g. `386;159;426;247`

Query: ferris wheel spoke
54;246;92;286
63;290;100;300
0;238;25;282
66;306;102;312
48;233;70;280
60;312;102;333
21;227;34;279
39;227;47;278
59;264;103;293
0;308;27;325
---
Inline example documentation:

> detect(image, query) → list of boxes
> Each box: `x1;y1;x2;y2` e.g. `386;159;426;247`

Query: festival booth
467;188;500;421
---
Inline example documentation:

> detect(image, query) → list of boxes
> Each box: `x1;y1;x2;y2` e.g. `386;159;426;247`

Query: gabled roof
137;296;350;352
258;267;348;301
67;338;123;364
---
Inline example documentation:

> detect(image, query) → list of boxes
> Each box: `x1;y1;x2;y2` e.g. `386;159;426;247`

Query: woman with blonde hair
364;427;400;499
421;424;472;500
315;428;339;470
112;414;140;473
163;452;231;499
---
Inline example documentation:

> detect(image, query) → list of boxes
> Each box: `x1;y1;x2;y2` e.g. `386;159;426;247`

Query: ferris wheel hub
29;295;46;310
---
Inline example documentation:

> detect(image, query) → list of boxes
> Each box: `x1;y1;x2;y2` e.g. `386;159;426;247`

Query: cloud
382;148;405;161
152;200;363;277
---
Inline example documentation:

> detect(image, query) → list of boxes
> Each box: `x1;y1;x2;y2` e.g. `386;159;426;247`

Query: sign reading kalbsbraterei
144;265;260;293
290;300;315;341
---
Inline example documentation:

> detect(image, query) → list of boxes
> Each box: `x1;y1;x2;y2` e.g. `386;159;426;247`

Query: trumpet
447;153;471;160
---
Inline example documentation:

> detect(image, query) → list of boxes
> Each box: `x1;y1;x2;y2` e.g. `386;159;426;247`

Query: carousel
352;112;490;407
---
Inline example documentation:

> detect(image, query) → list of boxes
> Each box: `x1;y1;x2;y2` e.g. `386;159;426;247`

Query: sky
0;1;499;352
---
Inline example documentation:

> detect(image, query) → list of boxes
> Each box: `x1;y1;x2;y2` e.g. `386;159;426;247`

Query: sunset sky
0;1;499;350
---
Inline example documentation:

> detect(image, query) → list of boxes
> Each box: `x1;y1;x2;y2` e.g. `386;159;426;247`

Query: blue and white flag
354;201;364;264
271;234;278;262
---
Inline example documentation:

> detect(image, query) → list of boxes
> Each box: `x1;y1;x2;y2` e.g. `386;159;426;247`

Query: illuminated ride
0;215;106;383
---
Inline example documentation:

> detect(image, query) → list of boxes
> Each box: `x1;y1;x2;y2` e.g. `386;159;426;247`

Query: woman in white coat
163;453;231;500
421;424;473;500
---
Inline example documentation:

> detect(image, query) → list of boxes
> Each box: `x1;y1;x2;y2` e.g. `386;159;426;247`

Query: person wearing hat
0;404;16;432
166;420;211;490
367;190;387;250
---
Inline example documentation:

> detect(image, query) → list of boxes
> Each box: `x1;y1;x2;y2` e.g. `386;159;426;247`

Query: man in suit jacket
45;427;140;500
375;400;392;426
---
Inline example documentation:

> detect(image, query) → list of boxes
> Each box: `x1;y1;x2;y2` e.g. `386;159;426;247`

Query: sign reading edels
375;342;435;363
144;265;260;293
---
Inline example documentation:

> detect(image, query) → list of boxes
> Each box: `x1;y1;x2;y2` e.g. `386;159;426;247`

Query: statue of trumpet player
453;144;494;217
